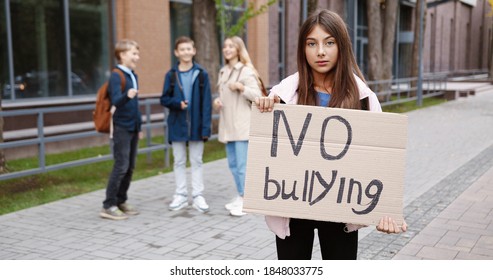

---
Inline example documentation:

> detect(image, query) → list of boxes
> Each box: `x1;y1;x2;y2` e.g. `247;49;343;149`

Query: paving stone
2;91;493;260
416;246;459;260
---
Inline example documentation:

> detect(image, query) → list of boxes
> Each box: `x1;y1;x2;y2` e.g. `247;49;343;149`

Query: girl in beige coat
213;36;263;216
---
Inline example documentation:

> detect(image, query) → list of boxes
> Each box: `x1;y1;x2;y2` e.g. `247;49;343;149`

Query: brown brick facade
115;0;171;95
112;0;492;96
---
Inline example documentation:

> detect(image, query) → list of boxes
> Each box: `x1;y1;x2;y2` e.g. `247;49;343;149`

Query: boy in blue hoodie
160;36;212;213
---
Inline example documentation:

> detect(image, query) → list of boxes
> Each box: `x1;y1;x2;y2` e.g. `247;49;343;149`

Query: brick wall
425;0;491;73
115;0;171;95
247;0;270;86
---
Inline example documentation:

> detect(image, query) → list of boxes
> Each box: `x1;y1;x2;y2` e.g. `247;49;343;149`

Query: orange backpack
93;69;126;133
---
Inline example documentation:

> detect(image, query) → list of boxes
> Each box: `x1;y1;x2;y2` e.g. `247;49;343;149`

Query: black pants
103;125;139;209
276;218;358;260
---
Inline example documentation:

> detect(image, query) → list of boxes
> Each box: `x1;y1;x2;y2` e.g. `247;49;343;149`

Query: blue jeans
225;141;248;196
103;125;139;209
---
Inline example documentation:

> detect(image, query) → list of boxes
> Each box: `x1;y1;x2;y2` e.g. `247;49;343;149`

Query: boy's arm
201;72;212;139
108;72;130;107
160;72;183;110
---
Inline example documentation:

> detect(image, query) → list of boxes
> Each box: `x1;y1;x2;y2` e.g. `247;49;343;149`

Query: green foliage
216;0;277;37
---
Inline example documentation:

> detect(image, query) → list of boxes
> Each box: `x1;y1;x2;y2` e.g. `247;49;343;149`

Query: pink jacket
265;72;382;239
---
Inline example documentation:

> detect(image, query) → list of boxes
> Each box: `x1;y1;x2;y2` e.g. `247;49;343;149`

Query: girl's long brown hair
296;10;365;109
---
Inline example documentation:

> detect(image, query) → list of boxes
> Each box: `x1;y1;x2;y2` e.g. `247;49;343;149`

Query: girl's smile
222;39;239;64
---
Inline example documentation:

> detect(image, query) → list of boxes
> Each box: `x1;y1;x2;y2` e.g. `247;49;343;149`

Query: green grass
382;96;446;113
0;138;226;215
0;96;447;215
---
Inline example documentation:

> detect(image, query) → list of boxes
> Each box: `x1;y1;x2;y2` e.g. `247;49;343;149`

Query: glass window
222;6;246;37
217;1;246;65
69;0;111;95
3;0;111;100
399;5;413;32
1;1;9;100
170;1;192;66
356;0;368;78
10;0;68;99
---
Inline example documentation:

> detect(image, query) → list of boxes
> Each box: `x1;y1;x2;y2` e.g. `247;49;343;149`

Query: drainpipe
417;0;424;106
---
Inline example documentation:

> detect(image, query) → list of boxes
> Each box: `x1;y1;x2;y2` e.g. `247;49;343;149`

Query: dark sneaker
118;203;139;215
100;206;128;220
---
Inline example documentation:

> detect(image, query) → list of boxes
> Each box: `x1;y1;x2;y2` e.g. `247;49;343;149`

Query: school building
1;0;491;140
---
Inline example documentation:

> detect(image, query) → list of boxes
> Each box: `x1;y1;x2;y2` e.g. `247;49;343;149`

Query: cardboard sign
243;104;407;226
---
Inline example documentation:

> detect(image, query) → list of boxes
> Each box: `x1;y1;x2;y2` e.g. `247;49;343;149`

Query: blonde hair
224;36;263;86
114;39;139;63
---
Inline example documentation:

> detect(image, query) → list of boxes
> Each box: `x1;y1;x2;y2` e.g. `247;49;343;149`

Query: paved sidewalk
1;88;493;260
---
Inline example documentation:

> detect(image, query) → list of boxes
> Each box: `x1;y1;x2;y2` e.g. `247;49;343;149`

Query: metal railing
0;71;488;181
0;98;171;181
368;72;448;106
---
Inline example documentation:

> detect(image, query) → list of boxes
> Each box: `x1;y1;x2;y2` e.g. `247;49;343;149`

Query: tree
192;0;221;93
216;0;276;37
192;0;276;92
366;0;399;100
300;0;318;24
307;0;318;14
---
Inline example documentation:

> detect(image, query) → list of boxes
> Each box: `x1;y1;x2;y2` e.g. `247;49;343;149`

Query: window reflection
69;0;111;95
170;1;192;66
1;1;8;99
2;0;111;100
10;0;67;98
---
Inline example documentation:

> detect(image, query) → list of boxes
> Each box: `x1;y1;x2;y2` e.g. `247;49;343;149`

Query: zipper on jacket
175;70;193;138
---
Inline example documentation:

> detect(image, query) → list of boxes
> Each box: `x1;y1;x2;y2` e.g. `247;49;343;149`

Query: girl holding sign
255;9;407;260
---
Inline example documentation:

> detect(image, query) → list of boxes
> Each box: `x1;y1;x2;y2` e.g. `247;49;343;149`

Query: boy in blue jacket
100;39;142;220
160;36;212;213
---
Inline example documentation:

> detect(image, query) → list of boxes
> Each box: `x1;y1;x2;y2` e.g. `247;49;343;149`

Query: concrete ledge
438;82;493;100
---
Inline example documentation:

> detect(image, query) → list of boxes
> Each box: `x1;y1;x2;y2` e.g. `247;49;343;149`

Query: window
10;0;68;98
397;4;414;78
69;0;111;95
1;1;8;99
170;0;192;66
1;0;111;101
356;0;368;76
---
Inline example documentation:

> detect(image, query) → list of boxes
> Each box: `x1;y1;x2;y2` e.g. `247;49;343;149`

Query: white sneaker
225;196;243;211
229;200;247;217
192;195;210;213
169;194;188;211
